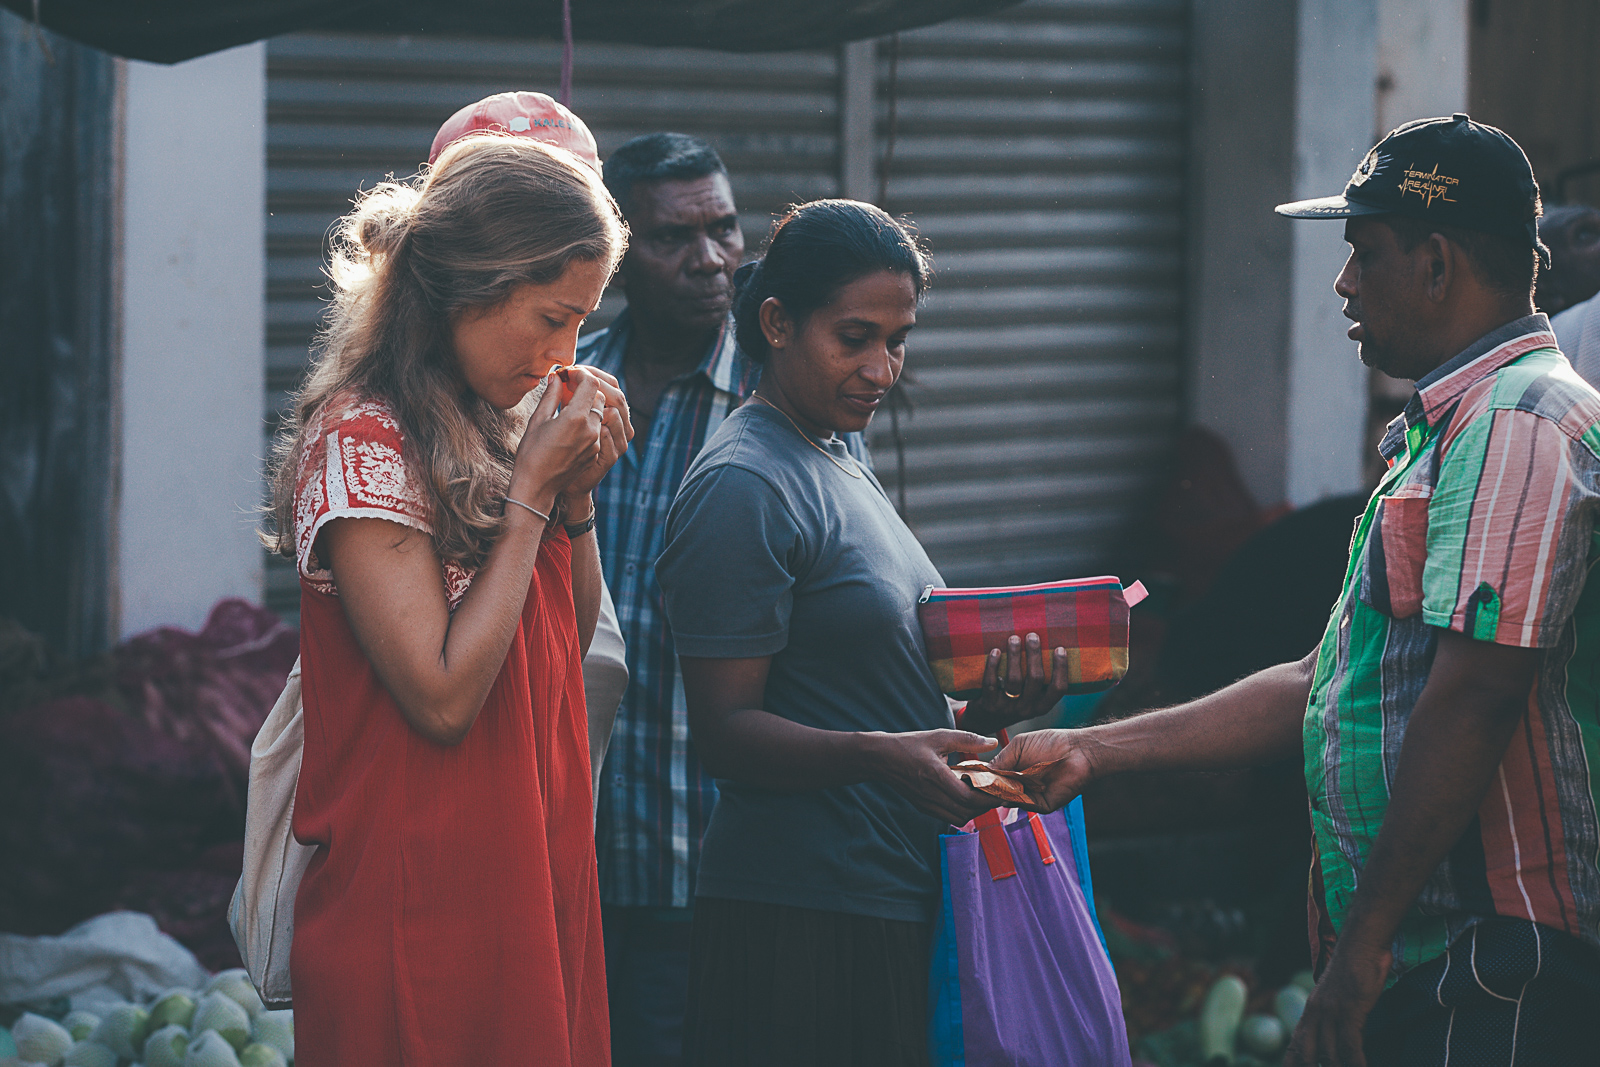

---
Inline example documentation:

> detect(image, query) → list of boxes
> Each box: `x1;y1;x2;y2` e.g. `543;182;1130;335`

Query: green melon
58;1014;98;1044
204;972;265;1018
190;994;250;1052
61;1041;115;1067
11;1012;74;1066
183;1030;243;1067
89;1004;148;1060
149;990;198;1032
237;1042;287;1067
248;1010;292;1062
144;1024;191;1067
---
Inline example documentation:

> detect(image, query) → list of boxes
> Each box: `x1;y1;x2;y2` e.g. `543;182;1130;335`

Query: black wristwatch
563;510;597;538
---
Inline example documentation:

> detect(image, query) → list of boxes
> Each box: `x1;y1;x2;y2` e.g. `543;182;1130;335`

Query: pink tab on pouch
1123;580;1148;608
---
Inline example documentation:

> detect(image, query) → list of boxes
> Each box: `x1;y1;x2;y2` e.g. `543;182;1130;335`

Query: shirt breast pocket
1358;485;1432;618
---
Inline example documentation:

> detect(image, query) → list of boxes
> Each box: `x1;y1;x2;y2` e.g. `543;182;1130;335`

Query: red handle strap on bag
974;808;1017;880
974;809;1056;881
965;728;1056;881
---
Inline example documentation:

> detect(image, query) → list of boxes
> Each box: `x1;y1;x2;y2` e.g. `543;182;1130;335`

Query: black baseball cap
1275;113;1550;265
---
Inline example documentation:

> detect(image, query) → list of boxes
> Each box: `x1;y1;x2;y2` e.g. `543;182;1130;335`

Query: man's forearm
1083;651;1316;778
1330;630;1534;956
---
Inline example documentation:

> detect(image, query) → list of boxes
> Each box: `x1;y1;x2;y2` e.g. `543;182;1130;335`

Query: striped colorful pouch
917;577;1147;699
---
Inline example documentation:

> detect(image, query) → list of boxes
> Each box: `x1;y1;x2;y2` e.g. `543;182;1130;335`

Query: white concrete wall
1284;0;1378;506
1187;0;1298;505
117;43;266;638
1188;0;1381;508
1377;0;1469;134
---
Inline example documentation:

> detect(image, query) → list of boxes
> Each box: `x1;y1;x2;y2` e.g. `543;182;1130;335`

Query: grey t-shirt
657;402;954;923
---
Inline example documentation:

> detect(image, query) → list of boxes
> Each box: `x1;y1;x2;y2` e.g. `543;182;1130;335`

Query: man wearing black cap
993;114;1600;1065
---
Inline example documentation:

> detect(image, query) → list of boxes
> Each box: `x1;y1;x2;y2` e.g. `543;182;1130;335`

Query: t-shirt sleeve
294;400;434;582
1422;407;1598;647
658;464;809;659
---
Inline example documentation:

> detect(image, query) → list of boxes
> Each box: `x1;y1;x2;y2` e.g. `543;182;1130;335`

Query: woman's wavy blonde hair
263;134;627;570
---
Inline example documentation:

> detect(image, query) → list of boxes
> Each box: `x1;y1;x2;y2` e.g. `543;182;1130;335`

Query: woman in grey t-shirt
657;200;1073;1066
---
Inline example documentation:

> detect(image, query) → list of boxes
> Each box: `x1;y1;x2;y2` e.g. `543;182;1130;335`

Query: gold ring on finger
1003;684;1025;700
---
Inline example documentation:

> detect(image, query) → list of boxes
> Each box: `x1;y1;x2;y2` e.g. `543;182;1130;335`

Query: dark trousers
683;896;932;1067
1365;917;1600;1066
603;904;695;1067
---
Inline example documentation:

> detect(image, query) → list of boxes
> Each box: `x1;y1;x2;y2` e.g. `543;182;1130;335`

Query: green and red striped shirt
1306;314;1600;976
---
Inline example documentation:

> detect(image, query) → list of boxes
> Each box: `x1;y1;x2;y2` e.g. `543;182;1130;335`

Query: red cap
428;91;599;171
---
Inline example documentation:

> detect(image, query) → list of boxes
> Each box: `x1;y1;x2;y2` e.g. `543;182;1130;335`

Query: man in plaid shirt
577;133;866;1066
999;116;1600;1065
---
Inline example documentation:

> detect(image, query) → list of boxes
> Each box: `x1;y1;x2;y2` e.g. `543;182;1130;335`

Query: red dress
288;395;609;1066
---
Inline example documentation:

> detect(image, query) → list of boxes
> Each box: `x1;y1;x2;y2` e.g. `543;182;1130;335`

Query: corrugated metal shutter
872;0;1187;584
264;0;1187;613
264;34;843;616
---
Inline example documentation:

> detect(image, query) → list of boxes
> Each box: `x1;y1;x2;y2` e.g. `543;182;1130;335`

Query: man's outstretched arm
991;646;1320;809
1285;628;1536;1067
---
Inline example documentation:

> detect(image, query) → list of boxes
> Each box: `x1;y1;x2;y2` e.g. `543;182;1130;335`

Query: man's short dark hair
602;133;728;214
1383;214;1539;302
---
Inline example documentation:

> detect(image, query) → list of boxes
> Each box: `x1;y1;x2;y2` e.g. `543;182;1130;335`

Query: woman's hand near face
557;366;634;500
508;372;608;512
961;632;1072;735
549;369;631;660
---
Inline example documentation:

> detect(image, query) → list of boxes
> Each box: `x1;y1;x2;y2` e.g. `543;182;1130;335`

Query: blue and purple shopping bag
929;797;1130;1066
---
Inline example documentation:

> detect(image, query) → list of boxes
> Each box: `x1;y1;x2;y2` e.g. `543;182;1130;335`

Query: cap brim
1274;195;1390;219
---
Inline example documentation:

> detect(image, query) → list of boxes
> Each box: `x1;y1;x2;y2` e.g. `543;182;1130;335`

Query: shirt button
625;563;637;575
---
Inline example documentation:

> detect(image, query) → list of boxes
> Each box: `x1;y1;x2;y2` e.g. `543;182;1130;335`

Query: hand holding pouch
918;576;1148;699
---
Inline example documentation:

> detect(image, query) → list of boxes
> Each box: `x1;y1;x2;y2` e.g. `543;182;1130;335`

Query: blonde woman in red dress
264;135;632;1066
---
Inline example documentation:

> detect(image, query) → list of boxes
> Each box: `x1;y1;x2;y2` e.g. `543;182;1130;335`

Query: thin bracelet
501;496;551;524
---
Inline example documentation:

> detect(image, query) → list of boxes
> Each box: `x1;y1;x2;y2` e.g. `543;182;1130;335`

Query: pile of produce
1131;971;1313;1067
0;600;296;970
1099;904;1316;1067
0;971;291;1067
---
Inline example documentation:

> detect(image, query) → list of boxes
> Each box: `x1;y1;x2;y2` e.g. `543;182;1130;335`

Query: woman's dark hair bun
730;199;931;363
733;259;762;289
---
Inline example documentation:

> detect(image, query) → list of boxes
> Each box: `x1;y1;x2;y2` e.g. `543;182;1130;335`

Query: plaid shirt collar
581;307;748;396
1379;313;1557;462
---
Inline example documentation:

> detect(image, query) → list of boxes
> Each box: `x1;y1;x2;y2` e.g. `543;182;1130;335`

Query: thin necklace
751;394;864;479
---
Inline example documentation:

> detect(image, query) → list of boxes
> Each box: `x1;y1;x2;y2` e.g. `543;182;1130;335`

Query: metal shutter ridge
873;0;1187;586
264;33;842;617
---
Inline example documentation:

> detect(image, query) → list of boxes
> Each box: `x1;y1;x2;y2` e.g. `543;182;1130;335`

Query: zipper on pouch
922;576;1122;601
920;576;1148;607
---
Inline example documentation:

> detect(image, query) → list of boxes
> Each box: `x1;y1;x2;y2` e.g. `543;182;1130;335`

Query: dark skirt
683;896;932;1067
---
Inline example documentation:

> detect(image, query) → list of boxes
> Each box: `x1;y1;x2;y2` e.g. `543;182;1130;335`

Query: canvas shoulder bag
228;658;315;1008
